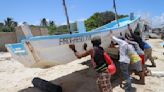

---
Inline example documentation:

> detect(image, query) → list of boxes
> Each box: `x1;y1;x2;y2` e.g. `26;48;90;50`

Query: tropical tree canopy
1;17;18;32
0;11;127;34
49;21;55;26
51;11;128;34
85;11;128;31
48;20;57;35
0;23;4;32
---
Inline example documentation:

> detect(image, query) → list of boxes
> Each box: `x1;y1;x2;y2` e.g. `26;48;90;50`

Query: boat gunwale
27;16;139;41
6;16;140;47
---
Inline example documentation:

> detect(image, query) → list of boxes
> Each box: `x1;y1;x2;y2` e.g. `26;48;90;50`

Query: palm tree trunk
62;0;72;34
113;0;120;27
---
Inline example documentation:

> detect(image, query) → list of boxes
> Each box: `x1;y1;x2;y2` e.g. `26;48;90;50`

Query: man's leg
144;48;156;67
138;71;145;84
139;54;147;77
137;62;145;84
120;62;131;92
129;61;145;84
148;48;156;67
144;49;149;62
96;73;113;92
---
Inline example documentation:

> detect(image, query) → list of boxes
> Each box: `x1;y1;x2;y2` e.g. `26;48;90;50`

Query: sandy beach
0;39;164;92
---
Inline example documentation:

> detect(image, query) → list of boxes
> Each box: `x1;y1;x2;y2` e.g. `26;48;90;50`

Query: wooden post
113;0;120;27
62;0;72;34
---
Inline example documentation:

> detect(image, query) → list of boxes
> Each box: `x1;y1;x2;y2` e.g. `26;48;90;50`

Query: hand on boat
127;24;132;32
69;44;77;52
109;31;113;39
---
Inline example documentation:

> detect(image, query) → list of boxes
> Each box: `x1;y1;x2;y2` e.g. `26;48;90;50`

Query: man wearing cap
69;36;113;92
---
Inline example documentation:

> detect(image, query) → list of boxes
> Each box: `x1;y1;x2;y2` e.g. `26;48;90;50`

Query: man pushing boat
109;32;132;92
127;24;156;67
69;36;115;92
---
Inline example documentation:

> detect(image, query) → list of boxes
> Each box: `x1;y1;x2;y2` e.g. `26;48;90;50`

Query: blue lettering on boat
59;35;91;45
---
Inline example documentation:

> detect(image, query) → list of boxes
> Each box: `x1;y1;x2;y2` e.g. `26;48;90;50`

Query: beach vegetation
0;17;17;32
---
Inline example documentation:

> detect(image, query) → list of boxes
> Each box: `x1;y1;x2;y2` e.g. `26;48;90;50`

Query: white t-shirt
112;36;130;64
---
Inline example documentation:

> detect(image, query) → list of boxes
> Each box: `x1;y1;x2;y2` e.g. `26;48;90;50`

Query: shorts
130;61;142;72
96;72;112;92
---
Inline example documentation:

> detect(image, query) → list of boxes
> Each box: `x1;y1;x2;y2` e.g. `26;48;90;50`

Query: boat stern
5;43;36;67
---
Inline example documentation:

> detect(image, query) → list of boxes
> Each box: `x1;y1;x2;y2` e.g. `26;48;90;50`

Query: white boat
6;16;141;68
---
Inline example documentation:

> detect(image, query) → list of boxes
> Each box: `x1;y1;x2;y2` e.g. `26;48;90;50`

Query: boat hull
6;17;140;68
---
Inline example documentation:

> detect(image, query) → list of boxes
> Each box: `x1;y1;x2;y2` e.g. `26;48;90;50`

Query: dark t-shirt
93;46;107;73
130;31;144;50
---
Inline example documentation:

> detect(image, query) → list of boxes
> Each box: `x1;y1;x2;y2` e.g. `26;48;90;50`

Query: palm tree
62;0;71;34
40;18;48;27
23;22;28;25
0;23;4;32
48;20;57;35
13;22;18;27
0;23;4;27
5;17;13;27
4;17;17;32
49;21;55;26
